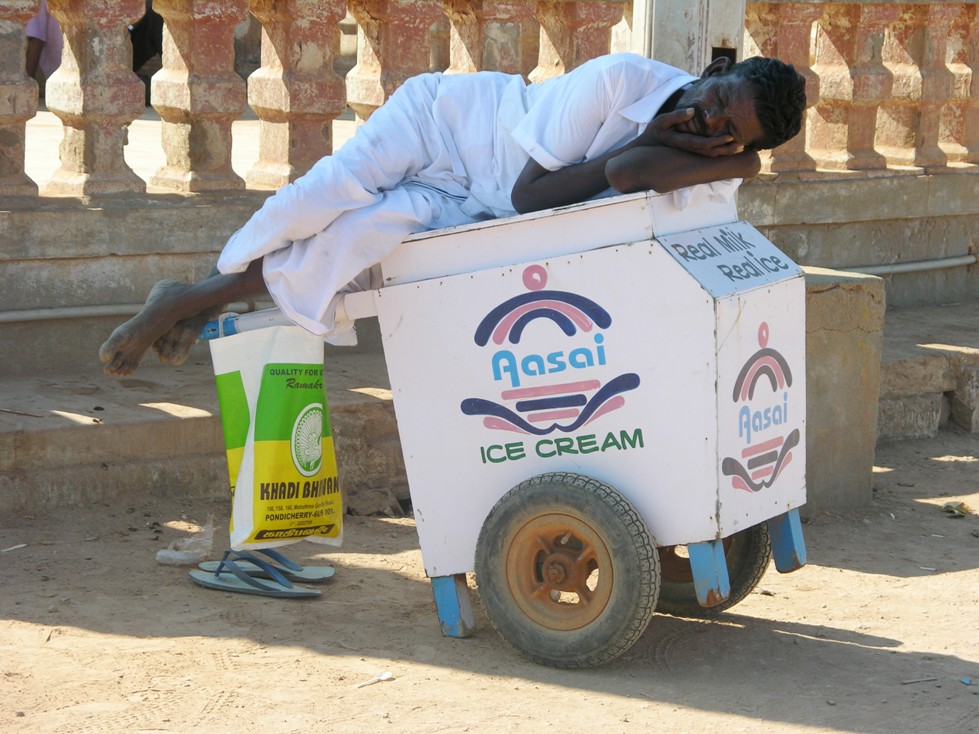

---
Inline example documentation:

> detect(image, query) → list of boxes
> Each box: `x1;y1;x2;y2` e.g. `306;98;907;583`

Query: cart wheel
656;524;771;617
474;472;659;668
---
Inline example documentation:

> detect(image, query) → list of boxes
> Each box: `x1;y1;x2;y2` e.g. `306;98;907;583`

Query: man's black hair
728;57;807;151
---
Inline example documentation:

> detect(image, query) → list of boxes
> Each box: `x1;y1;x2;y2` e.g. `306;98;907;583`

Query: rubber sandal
188;552;320;598
254;548;336;582
198;548;335;583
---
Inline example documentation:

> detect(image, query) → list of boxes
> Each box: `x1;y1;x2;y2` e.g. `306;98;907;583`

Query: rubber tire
474;472;659;669
655;523;771;617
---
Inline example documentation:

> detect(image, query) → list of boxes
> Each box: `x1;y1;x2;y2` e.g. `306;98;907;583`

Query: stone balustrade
746;1;979;176
2;0;977;198
0;0;634;196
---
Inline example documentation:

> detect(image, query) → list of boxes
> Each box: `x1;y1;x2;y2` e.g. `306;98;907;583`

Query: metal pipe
842;254;976;276
0;301;273;324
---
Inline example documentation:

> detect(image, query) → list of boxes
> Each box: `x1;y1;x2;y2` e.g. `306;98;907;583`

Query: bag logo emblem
291;403;323;477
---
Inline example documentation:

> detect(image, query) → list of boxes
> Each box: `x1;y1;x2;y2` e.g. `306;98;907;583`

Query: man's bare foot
99;279;194;377
152;306;224;366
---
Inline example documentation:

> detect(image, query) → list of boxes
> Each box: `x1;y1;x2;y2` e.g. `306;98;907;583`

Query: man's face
674;74;765;150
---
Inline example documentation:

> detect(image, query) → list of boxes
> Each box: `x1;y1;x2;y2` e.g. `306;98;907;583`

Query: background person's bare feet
152;306;224;366
99;279;194;377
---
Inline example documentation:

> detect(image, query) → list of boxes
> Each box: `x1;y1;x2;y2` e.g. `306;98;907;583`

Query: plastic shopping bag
209;325;342;550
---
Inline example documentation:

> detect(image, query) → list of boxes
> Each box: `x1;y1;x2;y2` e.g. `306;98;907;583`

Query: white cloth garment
217;54;703;340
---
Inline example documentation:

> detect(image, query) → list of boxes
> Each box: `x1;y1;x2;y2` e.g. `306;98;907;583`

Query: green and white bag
210;325;342;550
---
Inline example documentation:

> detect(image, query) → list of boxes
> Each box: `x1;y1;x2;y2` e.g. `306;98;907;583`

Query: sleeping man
99;52;806;377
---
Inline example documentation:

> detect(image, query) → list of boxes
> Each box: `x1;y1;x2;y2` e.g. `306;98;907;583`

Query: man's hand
634;108;743;158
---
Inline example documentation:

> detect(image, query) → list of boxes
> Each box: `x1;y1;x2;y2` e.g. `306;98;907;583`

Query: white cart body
346;188;807;578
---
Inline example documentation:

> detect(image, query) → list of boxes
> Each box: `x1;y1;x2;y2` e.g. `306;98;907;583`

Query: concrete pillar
150;0;247;192
530;0;629;84
803;267;885;514
633;0;745;74
0;0;39;198
346;0;443;121
744;2;820;175
246;0;347;189
43;0;145;196
443;0;538;76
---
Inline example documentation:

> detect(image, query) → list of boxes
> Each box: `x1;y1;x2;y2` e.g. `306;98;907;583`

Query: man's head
675;56;807;151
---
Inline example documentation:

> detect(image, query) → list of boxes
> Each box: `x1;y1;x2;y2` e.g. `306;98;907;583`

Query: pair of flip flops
188;548;334;598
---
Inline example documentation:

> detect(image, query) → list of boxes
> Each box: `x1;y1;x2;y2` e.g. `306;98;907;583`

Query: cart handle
199;290;378;341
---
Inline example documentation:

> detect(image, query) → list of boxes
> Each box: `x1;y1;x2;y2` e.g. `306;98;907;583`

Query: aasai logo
460;264;640;436
721;322;800;492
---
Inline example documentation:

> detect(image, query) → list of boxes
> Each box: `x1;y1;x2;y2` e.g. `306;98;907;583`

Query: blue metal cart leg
431;574;475;638
687;540;732;608
766;508;807;572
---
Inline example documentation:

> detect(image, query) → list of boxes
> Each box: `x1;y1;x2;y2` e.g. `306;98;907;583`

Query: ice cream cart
214;186;808;668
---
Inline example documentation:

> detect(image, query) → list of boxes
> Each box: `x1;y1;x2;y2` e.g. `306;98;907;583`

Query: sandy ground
2;429;978;734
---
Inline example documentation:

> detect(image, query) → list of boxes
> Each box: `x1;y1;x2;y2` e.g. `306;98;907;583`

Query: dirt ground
2;429;978;734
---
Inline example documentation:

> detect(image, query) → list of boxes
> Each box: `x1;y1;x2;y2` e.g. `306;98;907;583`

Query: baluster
530;0;628;84
44;0;145;196
443;0;477;73
745;2;820;175
845;3;896;171
346;0;443;121
963;3;979;163
877;5;926;170
939;3;972;166
806;4;853;170
907;3;955;170
608;0;630;54
443;0;537;76
0;0;39;198
150;0;247;192
247;0;346;188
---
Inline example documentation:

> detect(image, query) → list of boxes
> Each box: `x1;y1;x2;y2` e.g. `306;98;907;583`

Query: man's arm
510;150;626;215
511;107;759;214
605;145;760;196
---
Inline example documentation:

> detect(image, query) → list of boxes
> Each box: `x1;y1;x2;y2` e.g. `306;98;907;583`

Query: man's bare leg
99;259;268;377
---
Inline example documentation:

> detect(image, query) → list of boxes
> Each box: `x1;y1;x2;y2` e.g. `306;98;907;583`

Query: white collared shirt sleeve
508;54;694;171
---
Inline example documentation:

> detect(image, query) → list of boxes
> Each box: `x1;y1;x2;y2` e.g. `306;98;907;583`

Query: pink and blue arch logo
721;322;800;492
460;264;640;436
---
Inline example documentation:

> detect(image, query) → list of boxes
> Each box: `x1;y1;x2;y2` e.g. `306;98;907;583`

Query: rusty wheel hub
505;513;614;631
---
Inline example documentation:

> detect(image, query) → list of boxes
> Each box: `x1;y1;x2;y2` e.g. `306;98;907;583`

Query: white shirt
433;53;697;217
512;54;696;170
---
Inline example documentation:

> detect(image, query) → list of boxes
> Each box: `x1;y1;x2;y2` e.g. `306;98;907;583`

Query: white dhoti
216;72;514;341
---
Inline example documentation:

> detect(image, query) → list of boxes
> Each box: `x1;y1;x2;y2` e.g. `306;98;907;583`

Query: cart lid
381;187;739;287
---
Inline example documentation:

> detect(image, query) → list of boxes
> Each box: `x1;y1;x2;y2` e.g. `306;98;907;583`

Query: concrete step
0;347;408;518
878;299;979;442
3;300;976;517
